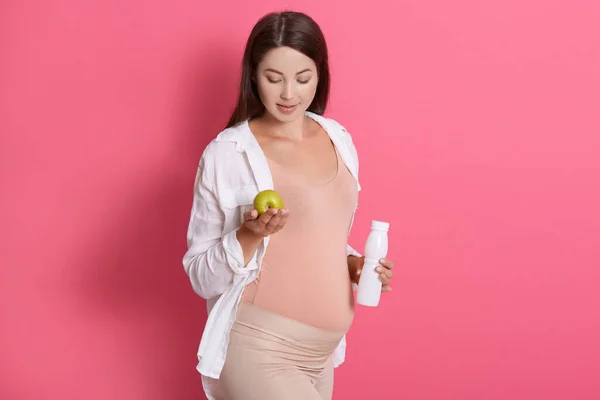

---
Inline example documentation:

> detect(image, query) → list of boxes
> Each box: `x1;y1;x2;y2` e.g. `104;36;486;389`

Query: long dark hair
226;11;330;128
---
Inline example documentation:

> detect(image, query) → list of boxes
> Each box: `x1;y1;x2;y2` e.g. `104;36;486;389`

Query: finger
380;258;394;269
265;212;282;231
379;274;390;285
376;265;393;279
382;285;392;292
271;209;289;233
256;208;278;228
244;209;258;222
277;209;289;226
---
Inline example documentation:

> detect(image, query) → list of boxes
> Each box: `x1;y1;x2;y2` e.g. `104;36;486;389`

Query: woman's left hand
348;256;395;292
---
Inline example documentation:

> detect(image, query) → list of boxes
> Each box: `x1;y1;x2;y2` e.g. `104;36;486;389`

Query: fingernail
376;267;382;272
380;258;386;263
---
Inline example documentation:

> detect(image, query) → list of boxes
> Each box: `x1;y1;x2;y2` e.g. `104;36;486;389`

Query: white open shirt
182;111;362;400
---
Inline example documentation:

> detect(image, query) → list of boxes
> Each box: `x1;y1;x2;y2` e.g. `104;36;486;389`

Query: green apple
253;190;284;215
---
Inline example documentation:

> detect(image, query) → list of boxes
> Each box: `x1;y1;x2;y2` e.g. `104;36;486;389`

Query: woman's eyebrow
264;68;313;75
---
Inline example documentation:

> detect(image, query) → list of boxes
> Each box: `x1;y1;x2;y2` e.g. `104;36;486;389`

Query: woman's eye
297;79;310;84
267;77;281;83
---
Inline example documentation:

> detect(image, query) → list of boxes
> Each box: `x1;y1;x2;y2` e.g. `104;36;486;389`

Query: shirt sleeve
182;153;249;300
336;120;362;193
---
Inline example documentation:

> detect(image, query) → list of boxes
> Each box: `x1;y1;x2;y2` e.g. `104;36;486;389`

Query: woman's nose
280;82;295;100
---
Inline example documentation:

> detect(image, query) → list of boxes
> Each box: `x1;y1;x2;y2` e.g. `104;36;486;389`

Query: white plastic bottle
356;220;390;307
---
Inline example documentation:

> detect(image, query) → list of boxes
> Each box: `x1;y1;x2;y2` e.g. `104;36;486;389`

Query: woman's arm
183;151;290;299
182;154;250;299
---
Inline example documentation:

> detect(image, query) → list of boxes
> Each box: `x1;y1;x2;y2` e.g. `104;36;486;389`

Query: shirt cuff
346;244;362;258
222;229;248;275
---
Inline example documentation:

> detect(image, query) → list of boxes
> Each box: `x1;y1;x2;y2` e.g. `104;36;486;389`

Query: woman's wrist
236;225;264;265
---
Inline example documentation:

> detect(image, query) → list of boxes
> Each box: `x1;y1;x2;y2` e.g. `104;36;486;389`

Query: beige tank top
242;146;358;332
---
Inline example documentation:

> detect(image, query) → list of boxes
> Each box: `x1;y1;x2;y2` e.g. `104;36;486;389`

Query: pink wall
2;1;599;399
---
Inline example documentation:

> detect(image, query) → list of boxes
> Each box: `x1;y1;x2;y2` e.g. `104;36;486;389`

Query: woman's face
255;46;319;123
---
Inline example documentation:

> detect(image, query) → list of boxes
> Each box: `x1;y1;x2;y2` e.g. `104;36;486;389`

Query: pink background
2;0;599;399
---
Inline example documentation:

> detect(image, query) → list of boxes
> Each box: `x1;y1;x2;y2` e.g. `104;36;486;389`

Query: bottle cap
371;220;390;231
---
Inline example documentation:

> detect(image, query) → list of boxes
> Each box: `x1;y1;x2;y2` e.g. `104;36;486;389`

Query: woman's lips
276;104;298;114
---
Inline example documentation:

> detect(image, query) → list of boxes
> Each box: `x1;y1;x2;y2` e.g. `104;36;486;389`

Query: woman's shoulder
306;111;353;139
200;122;250;161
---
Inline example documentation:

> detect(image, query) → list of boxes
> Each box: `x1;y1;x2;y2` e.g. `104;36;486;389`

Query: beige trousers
219;302;346;400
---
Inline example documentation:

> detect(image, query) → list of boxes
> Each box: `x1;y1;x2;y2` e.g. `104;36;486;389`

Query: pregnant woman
183;10;396;400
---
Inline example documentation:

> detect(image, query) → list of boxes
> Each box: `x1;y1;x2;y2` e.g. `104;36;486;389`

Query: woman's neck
254;112;308;141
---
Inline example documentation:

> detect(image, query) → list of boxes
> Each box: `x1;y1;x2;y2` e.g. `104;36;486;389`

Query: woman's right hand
236;207;289;266
241;207;289;238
